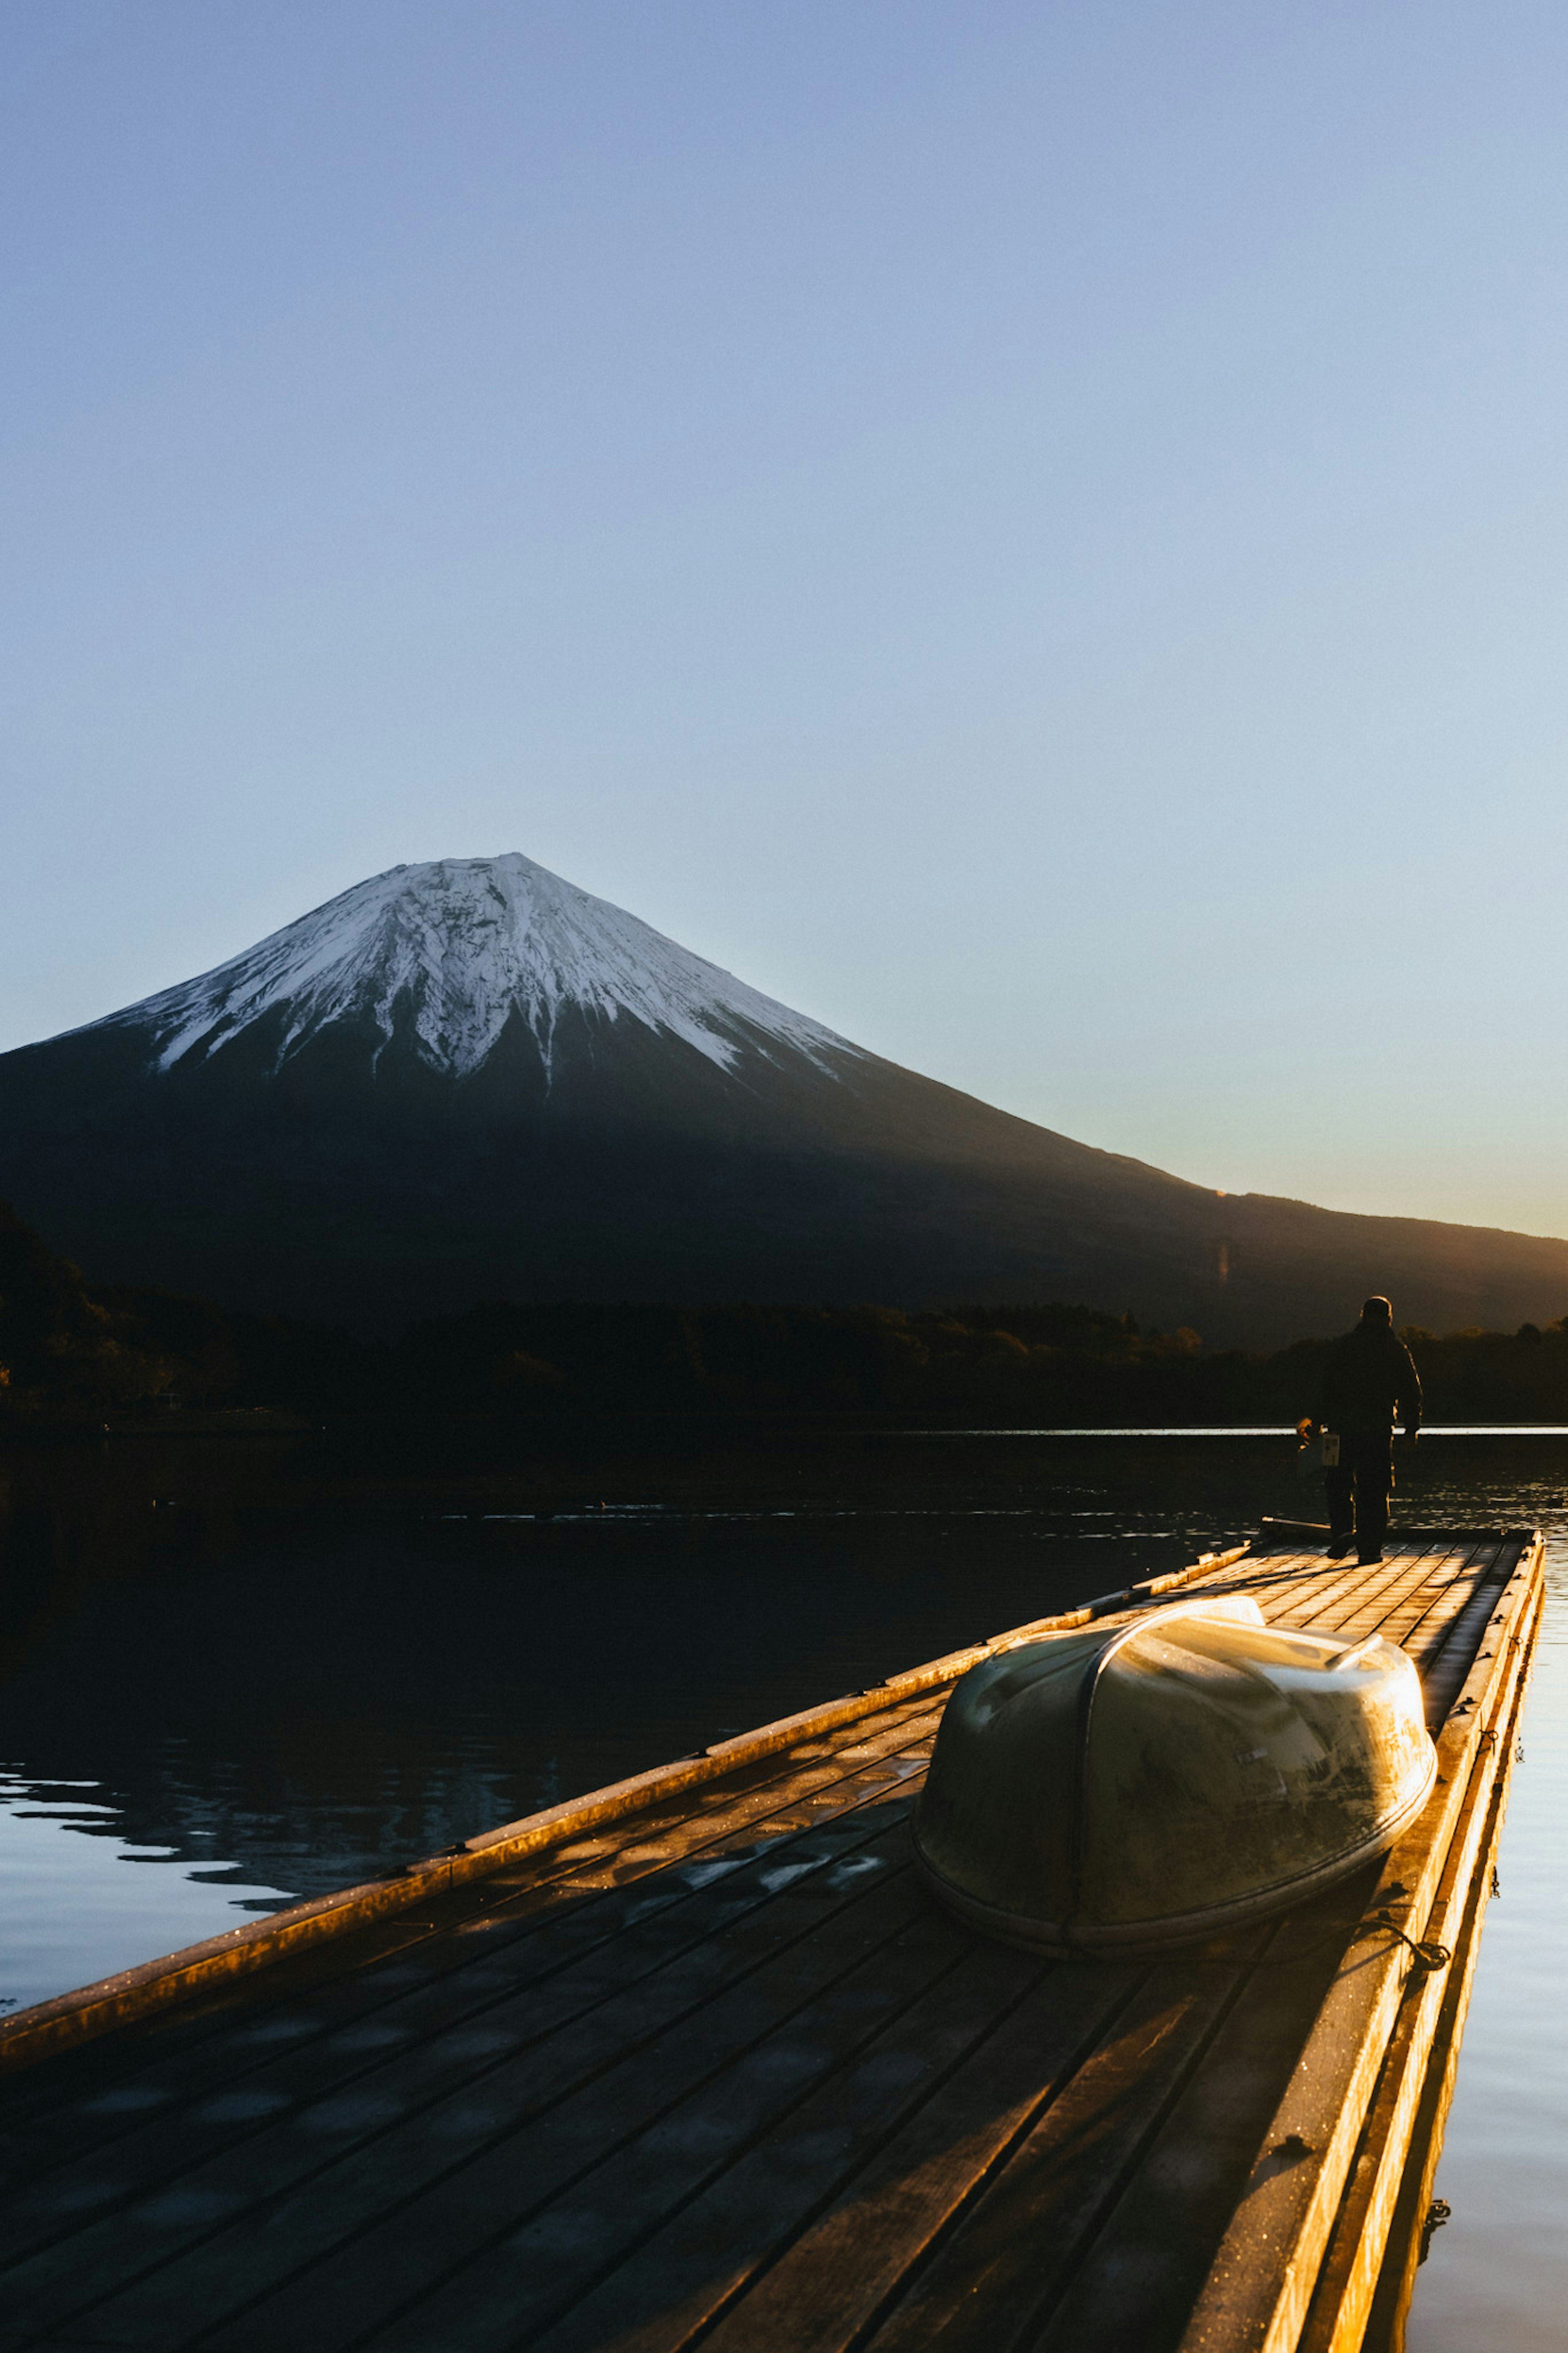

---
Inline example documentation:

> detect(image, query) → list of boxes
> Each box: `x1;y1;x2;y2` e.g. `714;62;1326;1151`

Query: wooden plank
847;1543;1526;2353
1215;1551;1394;1626
0;1697;943;2178
851;1954;1266;2353
0;1695;942;2088
364;1942;1094;2353
1025;1890;1372;2353
0;1701;933;2143
183;1870;961;2353
1417;1553;1527;1722
0;1917;447;2141
1173;1537;1541;2353
1356;1758;1517;2353
982;1543;1534;2353
0;1691;949;2178
1181;1541;1490;1671
0;1531;1534;2353
788;1538;1516;2353
0;1801;933;2345
1297;1568;1539;2353
1283;1543;1485;1651
0;1783;921;2277
0;1809;937;2350
1341;1546;1505;1715
0;1549;1249;2077
1369;1556;1498;1680
520;1957;1134;2353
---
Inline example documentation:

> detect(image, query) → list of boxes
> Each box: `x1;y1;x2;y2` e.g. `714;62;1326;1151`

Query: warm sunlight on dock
0;1526;1541;2353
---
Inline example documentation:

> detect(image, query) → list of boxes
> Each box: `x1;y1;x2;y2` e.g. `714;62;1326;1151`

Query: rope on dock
1368;1907;1450;1973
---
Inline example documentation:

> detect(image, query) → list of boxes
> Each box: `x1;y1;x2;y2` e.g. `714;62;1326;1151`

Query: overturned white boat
914;1593;1437;1954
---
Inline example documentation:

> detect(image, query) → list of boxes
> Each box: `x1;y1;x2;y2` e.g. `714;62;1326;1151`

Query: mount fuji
1;851;1564;1342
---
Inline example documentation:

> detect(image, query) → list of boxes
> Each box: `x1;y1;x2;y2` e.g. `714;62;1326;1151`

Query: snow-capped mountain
100;854;856;1083
3;851;1567;1342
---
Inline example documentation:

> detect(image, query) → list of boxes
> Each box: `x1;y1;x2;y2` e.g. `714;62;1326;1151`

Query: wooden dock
0;1523;1542;2353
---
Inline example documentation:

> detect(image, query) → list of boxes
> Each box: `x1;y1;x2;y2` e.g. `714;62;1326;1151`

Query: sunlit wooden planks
1173;1536;1540;2353
0;1529;1542;2353
1298;1579;1537;2353
0;1546;1250;2079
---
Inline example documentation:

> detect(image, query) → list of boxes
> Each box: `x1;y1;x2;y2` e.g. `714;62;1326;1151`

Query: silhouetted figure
1315;1297;1422;1563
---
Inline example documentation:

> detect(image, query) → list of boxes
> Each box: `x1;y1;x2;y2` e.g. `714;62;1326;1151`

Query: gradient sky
4;2;1567;1236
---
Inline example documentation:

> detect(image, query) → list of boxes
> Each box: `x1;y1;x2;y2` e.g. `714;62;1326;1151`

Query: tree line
3;1199;1567;1427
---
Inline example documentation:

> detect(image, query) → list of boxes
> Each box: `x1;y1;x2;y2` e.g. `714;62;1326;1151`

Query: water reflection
0;1422;1281;2002
0;1424;1563;2344
0;1776;290;2014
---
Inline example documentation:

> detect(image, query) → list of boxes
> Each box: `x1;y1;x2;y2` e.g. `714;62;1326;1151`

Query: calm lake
1;1421;1563;2349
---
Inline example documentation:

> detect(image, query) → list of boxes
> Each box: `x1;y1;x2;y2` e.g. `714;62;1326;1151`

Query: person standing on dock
1314;1296;1422;1564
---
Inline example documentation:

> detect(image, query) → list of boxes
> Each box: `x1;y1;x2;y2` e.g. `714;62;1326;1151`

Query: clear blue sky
4;2;1566;1236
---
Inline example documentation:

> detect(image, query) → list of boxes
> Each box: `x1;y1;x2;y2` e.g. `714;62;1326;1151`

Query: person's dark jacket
1319;1323;1423;1436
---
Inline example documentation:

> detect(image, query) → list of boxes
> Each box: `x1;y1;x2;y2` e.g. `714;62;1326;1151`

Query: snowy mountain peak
86;853;860;1080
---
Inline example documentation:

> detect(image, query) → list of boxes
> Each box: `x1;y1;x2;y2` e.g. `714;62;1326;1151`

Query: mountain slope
2;852;1564;1343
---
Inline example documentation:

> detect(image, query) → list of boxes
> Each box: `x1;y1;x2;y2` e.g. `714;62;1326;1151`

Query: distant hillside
2;853;1566;1344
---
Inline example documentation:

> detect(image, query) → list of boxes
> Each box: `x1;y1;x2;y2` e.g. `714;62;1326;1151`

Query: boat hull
914;1593;1439;1955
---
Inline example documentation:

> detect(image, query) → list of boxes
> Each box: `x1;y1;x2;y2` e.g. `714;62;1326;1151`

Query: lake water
0;1421;1562;2346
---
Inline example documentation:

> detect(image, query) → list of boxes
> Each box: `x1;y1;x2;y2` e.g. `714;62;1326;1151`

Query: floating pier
0;1523;1543;2353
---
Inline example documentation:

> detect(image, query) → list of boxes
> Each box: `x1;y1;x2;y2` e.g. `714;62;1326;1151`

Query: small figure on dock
1311;1296;1422;1564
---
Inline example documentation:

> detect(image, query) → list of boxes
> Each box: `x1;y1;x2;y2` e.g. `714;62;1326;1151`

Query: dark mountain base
7;1117;1568;1350
4;1003;1567;1347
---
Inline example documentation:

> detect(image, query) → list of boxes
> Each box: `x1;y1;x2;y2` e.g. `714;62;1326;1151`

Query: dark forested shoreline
5;1200;1568;1431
